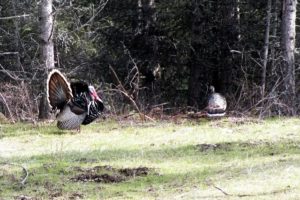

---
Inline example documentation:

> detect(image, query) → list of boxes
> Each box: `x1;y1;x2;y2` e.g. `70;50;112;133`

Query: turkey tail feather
47;69;73;110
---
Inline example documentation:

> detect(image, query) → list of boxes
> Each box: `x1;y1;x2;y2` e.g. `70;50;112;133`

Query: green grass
1;117;300;199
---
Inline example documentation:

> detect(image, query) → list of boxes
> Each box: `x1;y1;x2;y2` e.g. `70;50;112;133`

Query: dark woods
0;0;299;121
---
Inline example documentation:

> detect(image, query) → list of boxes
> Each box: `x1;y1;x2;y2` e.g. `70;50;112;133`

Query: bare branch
109;65;155;122
71;0;109;33
0;14;31;20
0;92;14;122
0;52;19;56
0;64;22;81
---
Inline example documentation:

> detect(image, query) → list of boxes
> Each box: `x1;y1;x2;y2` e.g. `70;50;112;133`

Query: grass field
1;117;300;199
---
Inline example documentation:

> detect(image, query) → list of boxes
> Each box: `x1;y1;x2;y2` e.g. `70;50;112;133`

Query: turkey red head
88;85;102;102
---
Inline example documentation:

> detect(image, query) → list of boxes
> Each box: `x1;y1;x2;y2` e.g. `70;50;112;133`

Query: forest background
0;0;298;121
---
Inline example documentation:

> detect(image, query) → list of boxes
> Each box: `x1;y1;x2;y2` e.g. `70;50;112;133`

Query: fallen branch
0;162;29;186
151;102;169;109
205;179;230;196
212;185;230;196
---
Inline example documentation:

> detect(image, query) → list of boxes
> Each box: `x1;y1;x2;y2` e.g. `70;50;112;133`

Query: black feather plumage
82;100;104;125
47;69;104;130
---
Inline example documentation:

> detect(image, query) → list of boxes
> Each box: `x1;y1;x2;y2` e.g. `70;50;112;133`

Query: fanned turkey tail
47;69;73;110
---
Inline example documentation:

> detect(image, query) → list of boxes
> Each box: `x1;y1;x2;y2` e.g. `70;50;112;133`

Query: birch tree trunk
38;0;55;120
145;0;156;32
281;0;297;115
261;0;272;99
136;0;143;35
270;0;280;70
11;0;22;71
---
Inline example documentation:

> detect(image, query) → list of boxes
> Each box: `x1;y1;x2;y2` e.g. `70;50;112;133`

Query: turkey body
206;86;227;117
47;69;104;130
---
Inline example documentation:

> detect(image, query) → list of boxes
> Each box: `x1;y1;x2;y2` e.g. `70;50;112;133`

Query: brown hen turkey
206;86;227;117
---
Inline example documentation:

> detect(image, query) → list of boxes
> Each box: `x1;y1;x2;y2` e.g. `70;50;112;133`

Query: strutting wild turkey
206;86;227;117
47;69;104;130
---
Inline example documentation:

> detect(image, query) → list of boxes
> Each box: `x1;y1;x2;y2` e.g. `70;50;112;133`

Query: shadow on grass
1;140;300;199
2;156;299;199
0;121;162;139
5;139;300;164
0;123;77;138
0;163;221;199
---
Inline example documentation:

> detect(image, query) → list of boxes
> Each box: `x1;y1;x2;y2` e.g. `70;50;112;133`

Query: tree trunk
270;0;280;70
136;0;143;35
261;0;272;99
219;0;240;93
38;0;55;120
281;0;297;115
236;0;241;41
11;0;23;71
135;0;156;35
145;0;156;32
188;1;210;109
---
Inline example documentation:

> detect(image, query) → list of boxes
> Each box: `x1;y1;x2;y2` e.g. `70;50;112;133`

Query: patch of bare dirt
14;195;35;200
197;143;222;152
196;141;268;152
49;190;62;199
119;167;149;177
69;192;84;200
75;158;98;163
71;173;125;183
70;166;151;183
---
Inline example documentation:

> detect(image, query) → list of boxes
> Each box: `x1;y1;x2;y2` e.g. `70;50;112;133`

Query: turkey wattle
47;69;104;130
206;86;227;117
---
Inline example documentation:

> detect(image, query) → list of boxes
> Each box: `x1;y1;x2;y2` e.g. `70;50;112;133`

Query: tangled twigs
0;82;37;122
109;65;155;122
0;92;14;122
0;162;29;186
